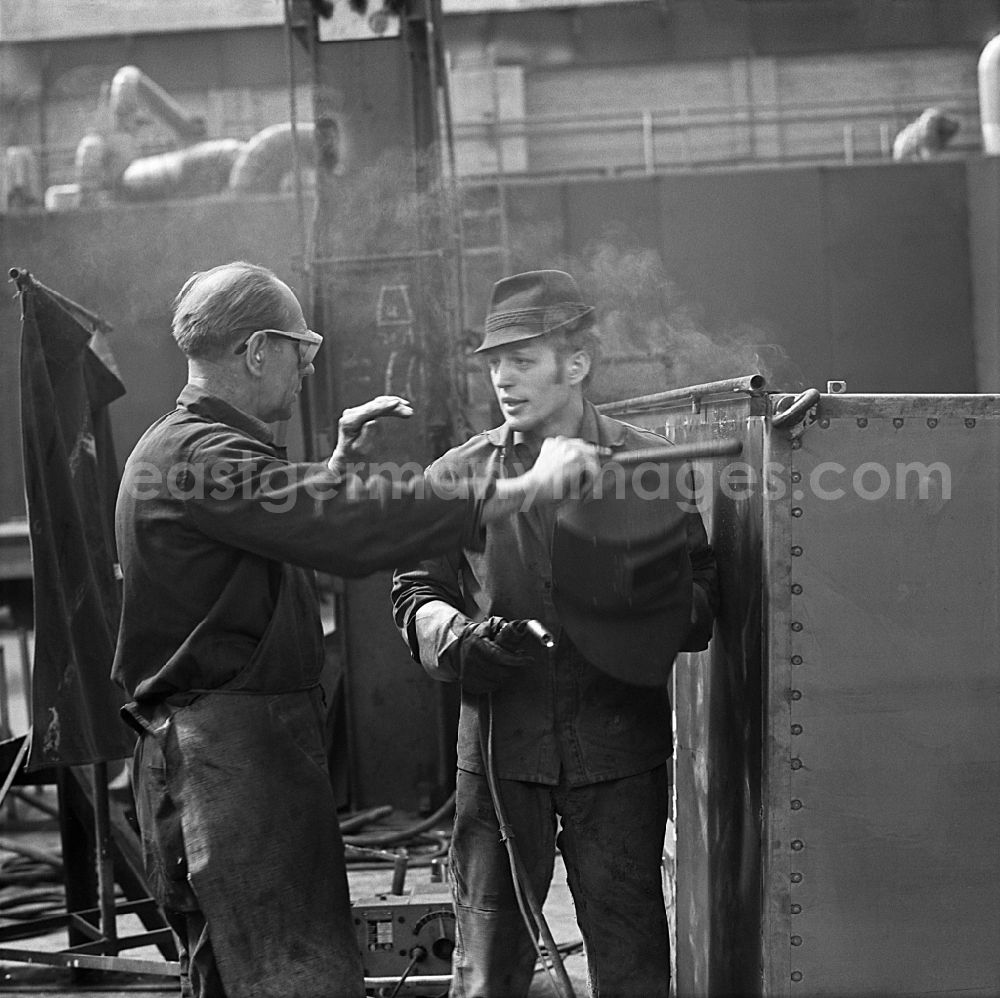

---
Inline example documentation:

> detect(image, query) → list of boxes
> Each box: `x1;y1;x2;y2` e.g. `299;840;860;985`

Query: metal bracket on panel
770;388;822;438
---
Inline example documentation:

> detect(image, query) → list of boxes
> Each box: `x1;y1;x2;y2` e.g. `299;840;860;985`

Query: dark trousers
449;765;671;998
164;908;226;998
133;732;226;998
130;690;364;998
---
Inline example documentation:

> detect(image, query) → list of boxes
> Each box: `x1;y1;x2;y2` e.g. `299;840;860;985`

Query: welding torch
523;619;555;649
595;435;743;466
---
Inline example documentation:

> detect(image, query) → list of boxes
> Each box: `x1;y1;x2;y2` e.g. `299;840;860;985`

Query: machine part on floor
391;850;408;895
346;844;406;863
346;830;450;868
428;857;449;883
365;973;451;994
341;804;396;833
8;787;59;819
0;853;63;887
386;946;427;998
353;878;456;991
0;944;180;978
0;837;61;870
0;887;68;920
344;792;455;848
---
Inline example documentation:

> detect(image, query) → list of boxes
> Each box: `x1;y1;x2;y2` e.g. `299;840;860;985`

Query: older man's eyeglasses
235;328;323;367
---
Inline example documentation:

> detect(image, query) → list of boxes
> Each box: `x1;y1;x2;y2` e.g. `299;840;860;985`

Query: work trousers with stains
161;908;225;998
133;726;227;998
130;690;364;998
449;765;670;998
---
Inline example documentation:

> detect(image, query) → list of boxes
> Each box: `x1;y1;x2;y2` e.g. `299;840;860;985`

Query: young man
392;269;718;998
113;261;599;998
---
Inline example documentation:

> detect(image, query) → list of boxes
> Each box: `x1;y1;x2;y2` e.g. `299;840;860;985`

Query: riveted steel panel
602;388;1000;998
781;401;1000;997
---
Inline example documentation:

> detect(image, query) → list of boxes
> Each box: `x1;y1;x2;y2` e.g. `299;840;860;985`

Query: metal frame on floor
0;735;179;979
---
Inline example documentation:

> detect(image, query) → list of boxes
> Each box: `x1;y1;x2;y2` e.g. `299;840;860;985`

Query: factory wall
0;156;992;807
9;42;986;187
3;7;994;190
507;46;982;173
468;160;980;401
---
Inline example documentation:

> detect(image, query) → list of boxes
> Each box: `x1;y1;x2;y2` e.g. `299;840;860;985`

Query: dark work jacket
113;386;496;996
392;402;719;786
113;384;485;704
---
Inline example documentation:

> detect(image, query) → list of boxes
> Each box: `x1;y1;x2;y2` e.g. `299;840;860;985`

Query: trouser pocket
132;728;199;912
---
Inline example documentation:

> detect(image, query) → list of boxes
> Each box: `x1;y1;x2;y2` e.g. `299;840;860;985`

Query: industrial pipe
597;374;767;415
109;66;206;141
228;121;318;195
119;139;243;201
979;34;1000;155
364;974;452;989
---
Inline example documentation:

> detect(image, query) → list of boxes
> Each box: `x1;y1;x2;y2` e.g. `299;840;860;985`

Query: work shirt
113;384;491;997
113;384;486;704
392;402;718;787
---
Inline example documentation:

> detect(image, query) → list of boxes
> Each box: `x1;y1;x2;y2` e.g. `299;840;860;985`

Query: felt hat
551;465;694;687
475;270;595;353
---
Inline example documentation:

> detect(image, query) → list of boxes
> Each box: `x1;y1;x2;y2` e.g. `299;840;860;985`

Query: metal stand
0;734;179;978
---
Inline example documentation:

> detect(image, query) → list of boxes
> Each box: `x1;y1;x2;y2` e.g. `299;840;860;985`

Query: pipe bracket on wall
770;388;821;429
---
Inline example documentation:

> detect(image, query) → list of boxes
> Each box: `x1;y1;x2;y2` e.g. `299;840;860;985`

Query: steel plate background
785;408;1000;996
604;389;1000;997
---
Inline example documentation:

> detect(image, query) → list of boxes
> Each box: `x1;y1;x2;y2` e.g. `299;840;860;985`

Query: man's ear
243;330;268;376
567;349;591;385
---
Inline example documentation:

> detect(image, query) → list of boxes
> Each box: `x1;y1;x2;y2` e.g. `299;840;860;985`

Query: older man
113;261;598;998
392;270;718;998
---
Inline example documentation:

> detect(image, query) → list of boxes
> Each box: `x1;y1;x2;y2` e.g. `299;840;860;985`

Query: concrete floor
0;789;640;998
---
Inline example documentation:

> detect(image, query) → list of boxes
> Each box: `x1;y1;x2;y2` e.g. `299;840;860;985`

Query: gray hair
171;261;291;359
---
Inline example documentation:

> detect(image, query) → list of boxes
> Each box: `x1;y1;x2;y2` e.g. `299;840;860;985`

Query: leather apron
129;564;364;997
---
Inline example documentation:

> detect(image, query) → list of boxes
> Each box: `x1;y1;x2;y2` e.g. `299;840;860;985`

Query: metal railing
7;90;985;203
452;91;982;178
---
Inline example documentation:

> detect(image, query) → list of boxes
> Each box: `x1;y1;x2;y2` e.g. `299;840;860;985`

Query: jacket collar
177;383;276;448
484;399;628;452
